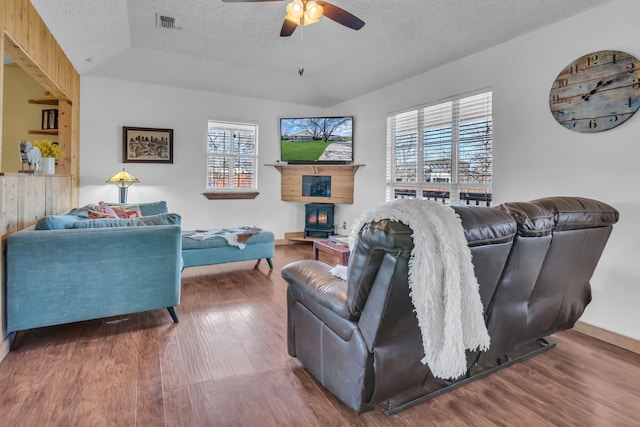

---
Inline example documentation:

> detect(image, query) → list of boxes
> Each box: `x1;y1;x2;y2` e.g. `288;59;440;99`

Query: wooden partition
1;0;80;189
0;0;79;360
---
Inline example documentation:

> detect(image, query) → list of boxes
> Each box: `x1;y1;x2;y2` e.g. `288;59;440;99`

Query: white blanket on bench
350;199;490;379
183;226;262;249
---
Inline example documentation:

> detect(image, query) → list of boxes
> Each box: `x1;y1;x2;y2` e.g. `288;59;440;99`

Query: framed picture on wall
122;126;173;163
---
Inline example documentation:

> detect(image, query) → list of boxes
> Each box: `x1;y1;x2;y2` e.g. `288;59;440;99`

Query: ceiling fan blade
280;19;298;37
316;1;365;30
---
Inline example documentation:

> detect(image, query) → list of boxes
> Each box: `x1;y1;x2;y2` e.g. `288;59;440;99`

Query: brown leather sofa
281;197;619;414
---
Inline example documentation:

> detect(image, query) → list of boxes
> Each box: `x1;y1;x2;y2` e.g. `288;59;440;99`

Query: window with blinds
207;121;258;191
386;90;492;205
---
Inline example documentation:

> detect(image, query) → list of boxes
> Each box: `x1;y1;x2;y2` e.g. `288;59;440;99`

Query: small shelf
28;96;59;106
266;163;364;174
202;192;259;200
28;94;59;135
28;129;58;135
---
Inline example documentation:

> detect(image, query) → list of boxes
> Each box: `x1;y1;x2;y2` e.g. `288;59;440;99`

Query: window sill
202;192;259;200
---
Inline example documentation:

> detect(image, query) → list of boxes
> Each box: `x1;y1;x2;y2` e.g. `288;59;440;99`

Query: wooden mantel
267;163;364;204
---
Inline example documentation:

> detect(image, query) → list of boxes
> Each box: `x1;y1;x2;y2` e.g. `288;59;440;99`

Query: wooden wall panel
0;175;20;345
57;99;71;175
45;175;72;215
10;0;28;50
275;164;362;204
1;176;20;239
17;175;46;229
2;0;77;100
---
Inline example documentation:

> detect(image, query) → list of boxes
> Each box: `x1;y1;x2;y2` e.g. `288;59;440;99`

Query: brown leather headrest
452;206;517;246
529;196;619;231
498;202;554;237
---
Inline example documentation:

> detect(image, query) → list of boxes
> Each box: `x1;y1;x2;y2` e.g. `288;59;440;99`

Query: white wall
80;78;332;235
333;0;640;340
80;0;639;340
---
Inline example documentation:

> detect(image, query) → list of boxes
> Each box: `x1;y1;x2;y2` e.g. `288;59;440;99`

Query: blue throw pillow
138;201;168;216
35;215;80;230
71;213;181;229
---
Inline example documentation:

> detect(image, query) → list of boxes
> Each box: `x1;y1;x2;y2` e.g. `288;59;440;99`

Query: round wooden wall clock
549;50;640;132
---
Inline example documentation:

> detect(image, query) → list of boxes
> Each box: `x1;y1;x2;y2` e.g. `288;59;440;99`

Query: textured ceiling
30;0;613;107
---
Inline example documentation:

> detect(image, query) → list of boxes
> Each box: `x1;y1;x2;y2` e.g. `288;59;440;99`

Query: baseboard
573;321;640;355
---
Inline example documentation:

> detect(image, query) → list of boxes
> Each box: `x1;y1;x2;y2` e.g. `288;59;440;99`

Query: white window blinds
386;90;492;205
207;121;258;191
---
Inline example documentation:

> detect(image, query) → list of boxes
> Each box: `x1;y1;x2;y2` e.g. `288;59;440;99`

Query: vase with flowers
32;139;63;175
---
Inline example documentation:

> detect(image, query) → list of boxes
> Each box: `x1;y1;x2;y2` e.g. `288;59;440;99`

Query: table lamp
106;168;139;203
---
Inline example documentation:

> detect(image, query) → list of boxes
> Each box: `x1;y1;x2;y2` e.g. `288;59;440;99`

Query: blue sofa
5;201;182;343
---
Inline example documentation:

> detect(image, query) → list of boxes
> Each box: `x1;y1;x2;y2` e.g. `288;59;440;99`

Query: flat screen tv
280;116;353;164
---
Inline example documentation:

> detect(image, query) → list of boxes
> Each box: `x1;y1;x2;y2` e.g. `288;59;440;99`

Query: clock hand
582;77;619;101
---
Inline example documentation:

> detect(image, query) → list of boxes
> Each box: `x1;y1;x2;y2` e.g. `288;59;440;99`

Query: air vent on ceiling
157;14;179;30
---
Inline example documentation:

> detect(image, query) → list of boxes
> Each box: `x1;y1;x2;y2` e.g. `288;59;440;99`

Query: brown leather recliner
282;197;618;414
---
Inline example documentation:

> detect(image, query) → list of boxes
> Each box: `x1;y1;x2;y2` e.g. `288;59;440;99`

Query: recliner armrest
282;260;353;320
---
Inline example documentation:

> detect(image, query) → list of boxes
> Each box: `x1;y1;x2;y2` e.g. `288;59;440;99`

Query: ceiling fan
222;0;365;37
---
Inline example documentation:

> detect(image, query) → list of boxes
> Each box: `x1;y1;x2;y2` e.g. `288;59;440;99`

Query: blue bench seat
181;229;275;269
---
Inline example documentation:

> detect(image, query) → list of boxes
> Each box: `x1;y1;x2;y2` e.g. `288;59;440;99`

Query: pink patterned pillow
111;204;143;219
88;210;113;218
97;202;118;218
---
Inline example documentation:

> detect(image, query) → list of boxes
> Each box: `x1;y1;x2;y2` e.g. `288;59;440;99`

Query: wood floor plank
135;310;174;426
164;385;197;427
159;326;188;391
0;243;639;426
189;367;348;427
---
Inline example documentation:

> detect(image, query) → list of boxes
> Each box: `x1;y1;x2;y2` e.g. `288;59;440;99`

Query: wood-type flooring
0;244;639;426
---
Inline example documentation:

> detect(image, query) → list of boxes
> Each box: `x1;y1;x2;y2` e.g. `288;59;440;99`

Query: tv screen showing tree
280;116;353;163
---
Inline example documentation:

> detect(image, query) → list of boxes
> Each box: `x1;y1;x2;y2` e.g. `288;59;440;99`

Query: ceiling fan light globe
302;14;319;25
285;14;301;25
305;1;323;21
286;0;304;19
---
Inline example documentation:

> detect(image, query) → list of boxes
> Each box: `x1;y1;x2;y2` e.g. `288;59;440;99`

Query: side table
313;239;351;266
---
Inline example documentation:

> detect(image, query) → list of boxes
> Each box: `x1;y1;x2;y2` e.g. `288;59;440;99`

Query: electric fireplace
304;203;335;238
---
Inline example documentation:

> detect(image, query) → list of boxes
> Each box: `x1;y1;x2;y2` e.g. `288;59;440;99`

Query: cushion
181;229;274;250
67;204;99;219
35;214;80;230
138;201;168;216
97;202;118;218
106;201;168;216
71;213;181;229
88;210;115;219
111;204;143;219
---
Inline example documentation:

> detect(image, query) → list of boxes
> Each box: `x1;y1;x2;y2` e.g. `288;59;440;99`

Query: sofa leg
167;307;179;323
254;258;274;270
8;331;19;350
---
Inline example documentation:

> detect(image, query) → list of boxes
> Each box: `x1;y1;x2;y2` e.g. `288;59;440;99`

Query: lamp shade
107;169;139;187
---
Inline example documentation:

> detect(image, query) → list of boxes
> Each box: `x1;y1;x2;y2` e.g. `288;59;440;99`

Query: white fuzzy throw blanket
350;199;490;379
183;226;262;249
